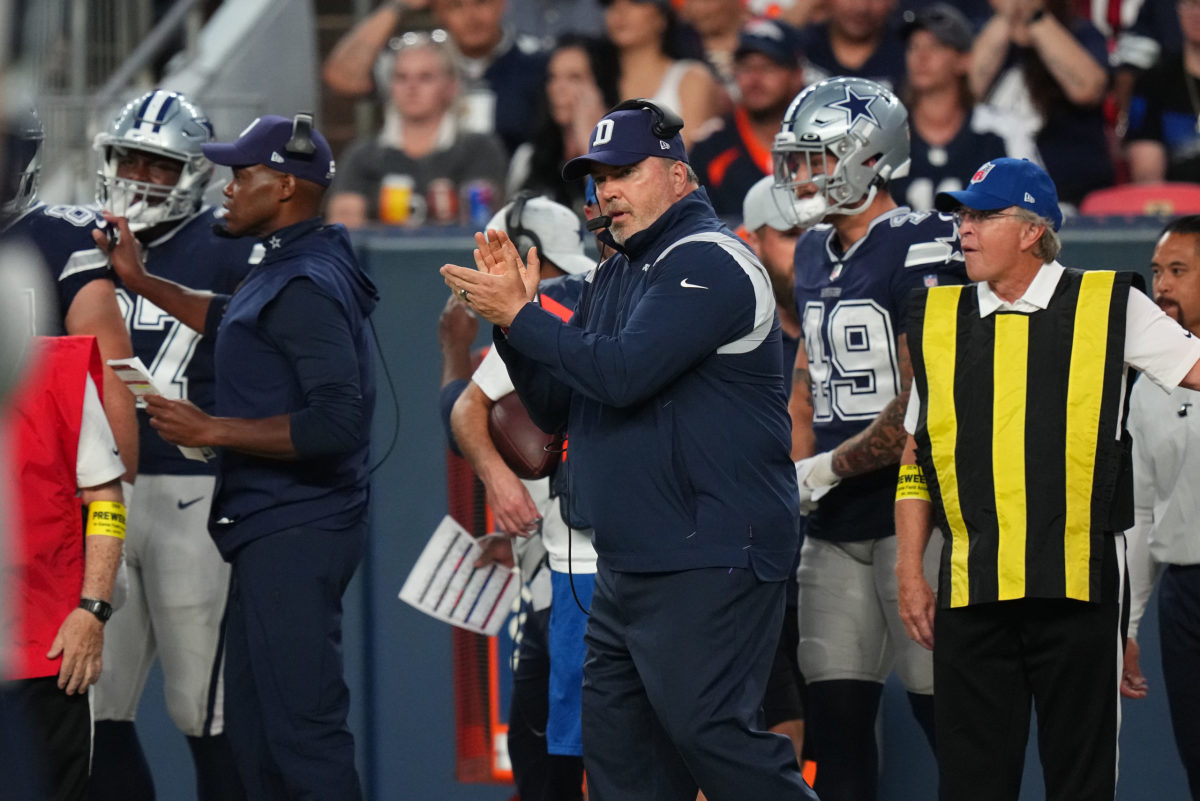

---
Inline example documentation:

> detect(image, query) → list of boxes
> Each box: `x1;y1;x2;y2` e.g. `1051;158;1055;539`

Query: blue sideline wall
130;218;1186;800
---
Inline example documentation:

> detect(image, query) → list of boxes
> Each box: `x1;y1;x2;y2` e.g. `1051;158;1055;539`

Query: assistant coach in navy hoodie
101;115;377;801
442;100;815;801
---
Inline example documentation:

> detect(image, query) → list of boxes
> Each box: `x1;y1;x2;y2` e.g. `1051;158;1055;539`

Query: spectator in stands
797;0;907;90
602;0;726;148
1124;0;1200;184
505;0;607;45
969;0;1112;207
507;34;620;209
323;1;439;96
690;18;805;217
774;0;829;28
1113;0;1183;79
326;31;508;228
1110;0;1181;137
890;3;1010;210
322;0;546;156
679;0;750;96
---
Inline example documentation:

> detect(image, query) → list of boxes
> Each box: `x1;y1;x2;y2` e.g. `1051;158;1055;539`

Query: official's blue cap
936;157;1063;231
561;107;688;181
202;114;336;188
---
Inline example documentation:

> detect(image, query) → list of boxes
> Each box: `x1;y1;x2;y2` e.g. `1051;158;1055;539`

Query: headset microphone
585;214;612;232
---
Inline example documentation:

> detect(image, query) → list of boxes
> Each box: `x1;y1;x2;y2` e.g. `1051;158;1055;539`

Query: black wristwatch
78;597;113;623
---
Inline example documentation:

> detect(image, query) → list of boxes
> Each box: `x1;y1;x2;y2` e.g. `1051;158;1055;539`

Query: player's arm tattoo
788;349;817;459
793;366;813;407
830;332;913;478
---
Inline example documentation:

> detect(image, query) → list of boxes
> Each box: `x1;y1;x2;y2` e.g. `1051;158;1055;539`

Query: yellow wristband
85;501;127;539
895;464;931;502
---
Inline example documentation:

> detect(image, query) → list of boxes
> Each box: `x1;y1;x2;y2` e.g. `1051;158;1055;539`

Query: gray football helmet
1;105;44;216
94;90;214;231
772;77;910;226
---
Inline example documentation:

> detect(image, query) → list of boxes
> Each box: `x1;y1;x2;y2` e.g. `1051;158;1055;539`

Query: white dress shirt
1125;378;1200;637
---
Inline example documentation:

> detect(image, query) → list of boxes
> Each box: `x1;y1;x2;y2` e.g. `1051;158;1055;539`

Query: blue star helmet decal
828;86;880;127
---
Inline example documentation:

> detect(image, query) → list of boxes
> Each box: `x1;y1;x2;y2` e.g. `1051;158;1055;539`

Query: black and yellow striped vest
909;268;1135;608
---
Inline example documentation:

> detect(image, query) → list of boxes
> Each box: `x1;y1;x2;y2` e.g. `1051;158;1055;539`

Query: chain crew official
894;157;1200;801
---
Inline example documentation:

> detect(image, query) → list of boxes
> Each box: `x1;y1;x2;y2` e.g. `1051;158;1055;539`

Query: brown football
487;391;564;479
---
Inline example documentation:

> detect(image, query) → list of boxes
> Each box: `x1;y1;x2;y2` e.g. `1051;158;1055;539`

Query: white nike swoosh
680;278;708;289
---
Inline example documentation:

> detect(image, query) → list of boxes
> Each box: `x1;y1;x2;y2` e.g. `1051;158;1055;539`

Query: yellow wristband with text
85;501;127;539
895;464;931;502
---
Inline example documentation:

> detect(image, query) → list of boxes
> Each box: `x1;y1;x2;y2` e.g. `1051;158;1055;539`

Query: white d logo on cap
592;119;614;147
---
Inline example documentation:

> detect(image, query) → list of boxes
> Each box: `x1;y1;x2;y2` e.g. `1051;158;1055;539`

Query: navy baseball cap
902;3;974;52
735;18;802;67
561;106;688;181
202;114;336;188
936;158;1063;231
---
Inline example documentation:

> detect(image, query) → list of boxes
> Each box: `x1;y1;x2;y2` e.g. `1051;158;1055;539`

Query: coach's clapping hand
440;230;539;328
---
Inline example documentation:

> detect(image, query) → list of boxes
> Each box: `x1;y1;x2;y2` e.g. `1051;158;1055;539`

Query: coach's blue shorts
547;570;595;757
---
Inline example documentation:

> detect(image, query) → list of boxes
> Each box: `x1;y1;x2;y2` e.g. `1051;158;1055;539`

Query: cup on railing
461;180;495;228
379;174;426;226
426;178;459;225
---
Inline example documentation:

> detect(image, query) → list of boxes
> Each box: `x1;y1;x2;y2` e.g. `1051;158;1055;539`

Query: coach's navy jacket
496;188;799;581
207;219;377;557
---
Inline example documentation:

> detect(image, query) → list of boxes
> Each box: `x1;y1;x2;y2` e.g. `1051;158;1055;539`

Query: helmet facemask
96;145;209;231
94;91;214;232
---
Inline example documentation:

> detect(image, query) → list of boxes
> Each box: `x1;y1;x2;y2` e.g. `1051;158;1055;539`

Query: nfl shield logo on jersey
924;274;939;287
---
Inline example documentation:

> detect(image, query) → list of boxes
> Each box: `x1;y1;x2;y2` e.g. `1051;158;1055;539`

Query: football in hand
487;392;564;479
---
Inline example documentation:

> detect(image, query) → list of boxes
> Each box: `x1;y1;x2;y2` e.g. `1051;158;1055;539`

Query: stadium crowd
318;0;1200;230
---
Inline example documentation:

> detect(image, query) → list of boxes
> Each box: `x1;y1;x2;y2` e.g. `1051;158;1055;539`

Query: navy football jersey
793;206;965;542
115;207;259;475
2;202;113;334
